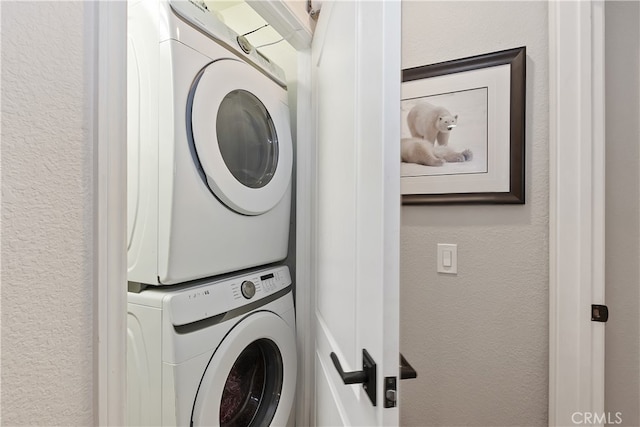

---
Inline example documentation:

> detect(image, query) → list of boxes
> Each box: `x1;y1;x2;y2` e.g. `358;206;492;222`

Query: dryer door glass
216;90;279;189
219;339;283;426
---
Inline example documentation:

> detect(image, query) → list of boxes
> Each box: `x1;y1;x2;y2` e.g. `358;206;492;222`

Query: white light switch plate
437;243;457;274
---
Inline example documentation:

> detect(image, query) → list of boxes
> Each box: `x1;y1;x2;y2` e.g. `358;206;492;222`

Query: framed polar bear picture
401;47;526;204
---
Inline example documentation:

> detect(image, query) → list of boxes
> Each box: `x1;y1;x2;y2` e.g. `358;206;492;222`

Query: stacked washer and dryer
126;1;296;425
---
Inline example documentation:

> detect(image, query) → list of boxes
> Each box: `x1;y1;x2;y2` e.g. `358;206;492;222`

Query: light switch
443;250;452;267
437;243;457;274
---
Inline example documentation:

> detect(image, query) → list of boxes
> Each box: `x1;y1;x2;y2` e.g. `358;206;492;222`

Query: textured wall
400;2;549;425
604;2;640;426
1;2;94;425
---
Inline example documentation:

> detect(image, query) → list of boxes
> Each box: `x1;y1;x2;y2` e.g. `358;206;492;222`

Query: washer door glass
220;339;283;426
191;311;297;427
217;90;278;190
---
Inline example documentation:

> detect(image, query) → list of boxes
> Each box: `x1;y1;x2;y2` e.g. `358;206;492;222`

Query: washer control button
241;280;256;299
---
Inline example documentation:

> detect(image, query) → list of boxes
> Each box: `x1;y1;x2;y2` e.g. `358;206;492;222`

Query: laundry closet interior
126;0;402;425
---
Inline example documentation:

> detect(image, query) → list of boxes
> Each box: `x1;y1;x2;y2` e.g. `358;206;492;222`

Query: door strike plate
591;304;609;322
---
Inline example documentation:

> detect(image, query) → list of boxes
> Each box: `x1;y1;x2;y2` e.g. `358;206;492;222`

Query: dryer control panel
165;266;291;326
168;0;287;87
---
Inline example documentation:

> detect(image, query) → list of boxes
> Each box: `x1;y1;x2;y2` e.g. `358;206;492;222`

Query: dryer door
191;311;296;426
190;59;293;216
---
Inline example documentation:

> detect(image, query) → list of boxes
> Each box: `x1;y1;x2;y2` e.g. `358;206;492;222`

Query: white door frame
91;1;127;426
293;47;315;427
548;1;606;426
94;1;606;425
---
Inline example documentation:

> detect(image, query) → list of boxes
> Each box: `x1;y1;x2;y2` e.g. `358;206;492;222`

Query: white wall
1;2;94;425
604;2;640;426
400;2;549;425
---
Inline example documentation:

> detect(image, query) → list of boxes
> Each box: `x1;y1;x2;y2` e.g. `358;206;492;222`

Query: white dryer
127;265;297;426
127;0;293;285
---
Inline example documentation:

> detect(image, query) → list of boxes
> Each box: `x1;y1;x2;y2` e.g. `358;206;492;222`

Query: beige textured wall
604;2;640;426
399;2;549;425
1;2;94;425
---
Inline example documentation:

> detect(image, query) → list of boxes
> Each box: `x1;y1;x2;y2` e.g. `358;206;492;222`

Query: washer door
190;59;293;216
191;311;296;426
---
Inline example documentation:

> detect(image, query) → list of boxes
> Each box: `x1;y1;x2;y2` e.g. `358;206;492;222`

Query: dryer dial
241;280;256;299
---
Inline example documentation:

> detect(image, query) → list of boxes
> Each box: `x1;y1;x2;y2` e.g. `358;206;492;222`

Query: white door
311;1;402;425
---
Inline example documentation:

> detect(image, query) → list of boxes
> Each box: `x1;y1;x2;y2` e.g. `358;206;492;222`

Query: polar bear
407;101;458;146
401;138;473;167
403;101;472;166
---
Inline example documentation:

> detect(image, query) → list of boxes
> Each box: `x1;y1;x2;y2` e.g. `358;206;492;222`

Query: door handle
330;352;368;384
400;353;417;380
330;349;377;406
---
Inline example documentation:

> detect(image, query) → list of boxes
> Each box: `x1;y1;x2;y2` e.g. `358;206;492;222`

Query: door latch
384;377;397;408
330;349;377;406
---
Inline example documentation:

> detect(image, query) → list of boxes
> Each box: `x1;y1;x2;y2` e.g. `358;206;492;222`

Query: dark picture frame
401;47;526;204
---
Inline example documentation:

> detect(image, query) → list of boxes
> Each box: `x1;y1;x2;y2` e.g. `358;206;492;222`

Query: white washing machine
127;0;294;285
127;265;297;426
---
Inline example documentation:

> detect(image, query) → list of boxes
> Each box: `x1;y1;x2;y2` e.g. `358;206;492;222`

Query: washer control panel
166;266;291;326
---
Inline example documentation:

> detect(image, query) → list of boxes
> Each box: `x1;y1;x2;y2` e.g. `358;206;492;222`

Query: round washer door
190;59;293;216
191;311;297;427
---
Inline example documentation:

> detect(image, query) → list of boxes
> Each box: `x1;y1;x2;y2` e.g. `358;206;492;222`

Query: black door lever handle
330;349;377;406
330;352;368;384
400;353;417;380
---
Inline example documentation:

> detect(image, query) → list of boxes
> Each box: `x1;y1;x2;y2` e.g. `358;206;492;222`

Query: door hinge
307;0;321;20
384;376;397;408
591;304;609;322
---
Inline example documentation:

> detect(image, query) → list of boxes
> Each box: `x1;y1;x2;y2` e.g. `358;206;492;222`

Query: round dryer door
191;311;296;426
190;59;293;216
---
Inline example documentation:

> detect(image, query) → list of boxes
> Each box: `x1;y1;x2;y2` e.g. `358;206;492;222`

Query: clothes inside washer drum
219;345;266;426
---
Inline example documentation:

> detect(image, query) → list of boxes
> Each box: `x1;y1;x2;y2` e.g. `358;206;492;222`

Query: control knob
241;280;256;299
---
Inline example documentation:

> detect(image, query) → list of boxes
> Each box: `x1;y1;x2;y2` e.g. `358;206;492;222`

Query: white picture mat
401;64;511;195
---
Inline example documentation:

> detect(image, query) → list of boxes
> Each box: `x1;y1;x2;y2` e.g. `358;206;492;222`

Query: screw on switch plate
437;243;457;274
